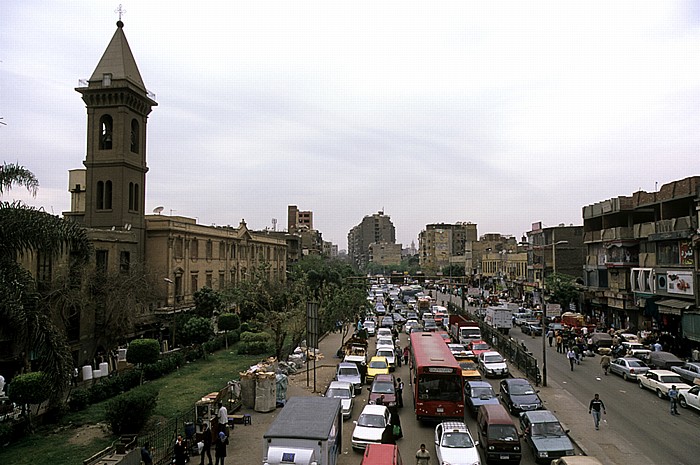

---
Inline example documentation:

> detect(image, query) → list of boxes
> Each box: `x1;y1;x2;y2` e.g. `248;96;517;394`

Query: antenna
153;206;164;215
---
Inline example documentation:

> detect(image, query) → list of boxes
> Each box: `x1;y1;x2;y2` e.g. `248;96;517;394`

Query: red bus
409;331;464;421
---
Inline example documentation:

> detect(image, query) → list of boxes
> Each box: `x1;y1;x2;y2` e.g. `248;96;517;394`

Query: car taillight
630;369;635;373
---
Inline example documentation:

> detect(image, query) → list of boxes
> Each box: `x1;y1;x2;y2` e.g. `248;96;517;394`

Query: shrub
237;340;273;355
7;372;49;407
105;386;158;435
127;339;161;366
68;390;90;411
240;331;271;343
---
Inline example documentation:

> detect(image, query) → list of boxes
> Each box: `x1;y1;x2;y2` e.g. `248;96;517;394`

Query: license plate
436;407;444;413
500;455;509;460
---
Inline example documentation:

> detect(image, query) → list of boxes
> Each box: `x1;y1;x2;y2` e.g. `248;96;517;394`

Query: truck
485;306;513;334
448;314;482;345
342;335;369;367
262;396;342;465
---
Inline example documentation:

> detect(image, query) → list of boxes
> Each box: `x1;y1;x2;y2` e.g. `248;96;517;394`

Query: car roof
339;362;359;369
328;380;353;389
481;351;502;356
466;380;492;388
370;356;388;362
647;369;680;375
374;374;394;382
439;421;468;432
503;378;532;386
521;410;559;422
361;404;389;415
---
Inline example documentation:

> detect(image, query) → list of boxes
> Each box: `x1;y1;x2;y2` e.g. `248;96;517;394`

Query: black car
522;323;543;336
499;378;543;414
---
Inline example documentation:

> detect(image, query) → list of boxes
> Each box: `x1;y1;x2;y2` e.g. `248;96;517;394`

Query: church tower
75;20;157;258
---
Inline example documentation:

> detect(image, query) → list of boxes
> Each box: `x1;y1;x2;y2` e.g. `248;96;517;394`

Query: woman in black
173;434;187;465
215;431;228;465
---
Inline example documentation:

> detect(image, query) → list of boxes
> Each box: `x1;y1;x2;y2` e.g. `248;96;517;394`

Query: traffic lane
516;325;700;465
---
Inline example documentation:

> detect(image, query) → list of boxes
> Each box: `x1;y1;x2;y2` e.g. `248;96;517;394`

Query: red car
468;340;491;357
368;374;397;407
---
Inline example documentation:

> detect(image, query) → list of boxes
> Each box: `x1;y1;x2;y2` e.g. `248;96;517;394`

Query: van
477;404;522;463
361;443;403;465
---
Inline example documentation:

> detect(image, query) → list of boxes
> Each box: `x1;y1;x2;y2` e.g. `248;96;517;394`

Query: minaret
76;19;157;259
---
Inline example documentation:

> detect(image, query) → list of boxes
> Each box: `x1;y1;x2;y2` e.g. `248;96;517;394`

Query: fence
137;406;197;465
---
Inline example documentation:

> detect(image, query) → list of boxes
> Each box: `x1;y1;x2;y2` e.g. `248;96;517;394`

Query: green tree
126;338;160;385
7;372;49;429
181;316;213;345
0;162;91;402
218;313;240;349
441;264;466;277
545;273;580;308
193;287;224;318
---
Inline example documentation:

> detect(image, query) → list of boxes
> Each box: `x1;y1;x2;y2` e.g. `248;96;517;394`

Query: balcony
601;226;634;242
584;230;602;243
656;216;694;233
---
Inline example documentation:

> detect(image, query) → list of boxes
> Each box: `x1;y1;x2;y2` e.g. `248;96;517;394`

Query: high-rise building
348;211;399;269
418;223;478;273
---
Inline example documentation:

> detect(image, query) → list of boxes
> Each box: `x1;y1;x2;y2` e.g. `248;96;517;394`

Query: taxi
459;358;482;381
366;356;390;383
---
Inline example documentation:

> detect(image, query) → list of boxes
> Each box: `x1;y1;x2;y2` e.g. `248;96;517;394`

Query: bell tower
76;20;157;257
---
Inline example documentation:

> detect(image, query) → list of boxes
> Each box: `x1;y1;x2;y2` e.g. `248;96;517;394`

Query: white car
376;328;393;340
376;337;394;348
364;320;376;337
621;342;651;360
352;404;390;450
478;351;509;378
434;421;481;465
678;385;700;412
375;346;397;371
325;381;354;420
637;370;691;398
405;319;420;334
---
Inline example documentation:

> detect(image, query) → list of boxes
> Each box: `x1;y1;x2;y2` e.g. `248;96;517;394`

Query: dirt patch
67;423;110;446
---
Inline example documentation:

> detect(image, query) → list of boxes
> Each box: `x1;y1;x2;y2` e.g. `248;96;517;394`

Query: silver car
609;357;650;381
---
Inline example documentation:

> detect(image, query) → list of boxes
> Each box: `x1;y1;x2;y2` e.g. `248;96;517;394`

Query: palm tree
0;162;91;401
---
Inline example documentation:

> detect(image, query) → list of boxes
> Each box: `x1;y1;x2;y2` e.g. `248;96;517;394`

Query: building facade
347;211;399;269
418;222;478;274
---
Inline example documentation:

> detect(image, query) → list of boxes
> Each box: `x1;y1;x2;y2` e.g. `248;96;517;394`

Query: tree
181;316;213;345
441;264;466;277
545;273;580;308
126;338;160;385
193;287;224;318
7;372;49;429
0;162;91;402
218;313;240;349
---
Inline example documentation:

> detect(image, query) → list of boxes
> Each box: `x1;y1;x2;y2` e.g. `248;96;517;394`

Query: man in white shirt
217;402;228;434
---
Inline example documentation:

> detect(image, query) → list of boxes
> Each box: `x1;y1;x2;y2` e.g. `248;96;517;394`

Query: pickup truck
671;362;700;385
637;369;691;398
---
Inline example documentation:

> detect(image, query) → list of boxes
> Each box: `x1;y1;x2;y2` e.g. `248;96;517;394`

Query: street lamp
541;239;569;387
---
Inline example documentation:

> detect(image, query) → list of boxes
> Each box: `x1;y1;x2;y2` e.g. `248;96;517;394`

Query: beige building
368;242;402;266
348;211;400;269
419;223;478;274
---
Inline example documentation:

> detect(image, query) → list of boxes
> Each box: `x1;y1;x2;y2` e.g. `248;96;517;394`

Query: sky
2;1;700;250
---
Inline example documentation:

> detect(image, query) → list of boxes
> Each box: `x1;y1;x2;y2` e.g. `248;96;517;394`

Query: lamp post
541;240;568;387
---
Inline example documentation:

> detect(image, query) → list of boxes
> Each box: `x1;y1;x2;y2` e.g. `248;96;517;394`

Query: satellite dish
153;206;164;214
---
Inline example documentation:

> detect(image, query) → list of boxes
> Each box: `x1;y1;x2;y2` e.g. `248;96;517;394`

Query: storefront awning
656;298;693;316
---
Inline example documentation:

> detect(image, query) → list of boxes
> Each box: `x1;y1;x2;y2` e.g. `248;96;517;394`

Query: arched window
104;180;112;209
128;182;134;211
99;115;113;150
96;181;104;209
130;119;139;153
134;183;139;212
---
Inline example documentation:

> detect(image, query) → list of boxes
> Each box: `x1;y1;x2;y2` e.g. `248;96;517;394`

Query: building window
37;250;52;284
96;250;108;273
174;237;183;259
102;180;113;210
231;269;236;285
191;273;198;294
190;239;199;259
206;272;213;288
102;73;112;87
96;181;104;210
219;272;225;289
219;241;226;260
99;114;113;150
130;119;139;153
230;243;236;259
174;275;183;302
206;240;213;260
658;241;680;266
120;251;131;273
134;184;139;212
128;182;134;211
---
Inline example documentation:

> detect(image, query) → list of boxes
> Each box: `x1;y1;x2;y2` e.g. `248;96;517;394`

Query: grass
0;349;265;465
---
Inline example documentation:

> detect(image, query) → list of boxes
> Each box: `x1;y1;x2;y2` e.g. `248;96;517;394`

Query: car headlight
538;451;549;458
488;445;495;450
513;446;520;451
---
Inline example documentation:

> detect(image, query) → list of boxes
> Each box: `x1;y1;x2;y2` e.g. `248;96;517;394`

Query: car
549;458;604;465
352;404;391;450
375;346;397;371
464;380;499;416
434;421;481;465
361;443;403;465
366;356;390;383
423;319;438;332
499;378;543;414
376;337;394;348
468;340;491;357
618;333;640;343
325;380;355;420
620;342;651;360
336;361;363;394
368;373;397;407
381;316;394;328
364;320;377;337
608;357;650;381
375;305;386;316
671;362;700;385
459;359;482;381
647;351;685;369
376;328;393;340
637;369;691;398
522;323;543;336
448;343;467;357
478;351;510;378
678;384;700;412
589;332;613;352
513;312;533;326
392;313;406;324
519;410;574;463
404;319;420;334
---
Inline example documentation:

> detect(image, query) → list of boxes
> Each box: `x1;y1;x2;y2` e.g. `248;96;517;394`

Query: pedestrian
173;434;187;465
653;341;663;352
546;329;554;347
669;385;680;415
215;431;228;465
566;348;577;371
600;354;611;375
140;441;154;465
415;443;431;465
396;378;404;408
381;423;396;444
396;346;402;367
588;393;606;430
555;333;563;353
72;367;79;386
375;394;385;406
388;404;403;439
217;401;228;435
403;346;409;365
200;423;213;465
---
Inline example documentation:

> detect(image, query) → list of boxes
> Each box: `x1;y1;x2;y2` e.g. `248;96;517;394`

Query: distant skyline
3;1;700;248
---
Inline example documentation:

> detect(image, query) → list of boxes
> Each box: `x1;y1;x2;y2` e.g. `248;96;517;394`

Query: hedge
105;386;158;435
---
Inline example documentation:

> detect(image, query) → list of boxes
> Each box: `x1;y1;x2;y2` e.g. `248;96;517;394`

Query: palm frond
0;162;39;197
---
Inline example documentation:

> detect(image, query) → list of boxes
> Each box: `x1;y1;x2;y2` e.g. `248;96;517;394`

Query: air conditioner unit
656;273;667;292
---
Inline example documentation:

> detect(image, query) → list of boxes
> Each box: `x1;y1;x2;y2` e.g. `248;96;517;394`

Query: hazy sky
3;1;700;249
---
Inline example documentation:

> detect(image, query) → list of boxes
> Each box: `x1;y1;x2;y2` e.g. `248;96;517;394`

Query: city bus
409;331;464;421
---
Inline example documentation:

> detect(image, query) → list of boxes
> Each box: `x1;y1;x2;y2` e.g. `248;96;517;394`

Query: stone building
418;222;478;273
347;211;400;269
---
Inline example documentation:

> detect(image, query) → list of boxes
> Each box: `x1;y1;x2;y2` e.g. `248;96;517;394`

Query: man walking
546;329;554;347
588;393;606;430
566;348;577;371
669;385;680;415
396;378;404;408
600;353;611;375
555;333;563;353
415;443;431;464
217;401;228;436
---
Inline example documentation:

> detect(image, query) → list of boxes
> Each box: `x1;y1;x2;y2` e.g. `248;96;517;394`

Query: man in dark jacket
200;423;213;465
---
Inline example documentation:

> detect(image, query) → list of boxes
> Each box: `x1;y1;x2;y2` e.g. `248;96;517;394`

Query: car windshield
460;361;478;370
484;354;504;363
531;421;566;436
441;431;474;448
377;350;393;358
372;382;394;395
370;360;387;369
326;388;351;398
659;375;683;383
488;425;519;441
470;387;495;398
339;367;358;376
358;413;386;428
627;360;648;368
472;343;489;350
510;383;536;395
